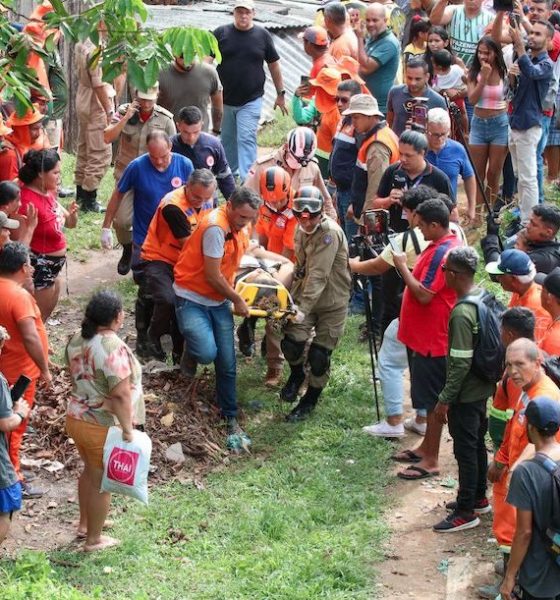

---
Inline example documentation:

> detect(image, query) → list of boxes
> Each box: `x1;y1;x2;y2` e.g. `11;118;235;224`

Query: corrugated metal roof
146;1;316;31
146;1;314;122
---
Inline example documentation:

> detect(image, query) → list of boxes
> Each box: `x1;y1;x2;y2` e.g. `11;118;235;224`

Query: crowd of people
0;0;558;594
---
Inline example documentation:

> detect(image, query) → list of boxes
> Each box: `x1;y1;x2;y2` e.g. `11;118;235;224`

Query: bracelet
15;412;25;423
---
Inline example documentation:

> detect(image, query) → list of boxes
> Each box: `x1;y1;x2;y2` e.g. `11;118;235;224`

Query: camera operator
483;204;560;275
280;186;351;422
373;130;453;235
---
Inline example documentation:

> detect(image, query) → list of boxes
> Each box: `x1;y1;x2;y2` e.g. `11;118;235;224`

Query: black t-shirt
377;161;453;232
213;24;280;106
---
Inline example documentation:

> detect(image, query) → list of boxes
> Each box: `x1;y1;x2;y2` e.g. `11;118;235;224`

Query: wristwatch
277;90;286;96
15;411;25;423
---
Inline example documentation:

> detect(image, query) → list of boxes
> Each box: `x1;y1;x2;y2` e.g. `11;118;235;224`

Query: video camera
349;209;393;260
404;97;429;133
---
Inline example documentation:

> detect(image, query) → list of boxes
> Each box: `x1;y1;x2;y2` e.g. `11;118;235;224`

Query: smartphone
10;375;31;402
510;12;521;27
300;75;310;85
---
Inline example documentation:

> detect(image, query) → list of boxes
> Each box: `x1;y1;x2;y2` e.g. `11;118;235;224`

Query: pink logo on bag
107;448;139;486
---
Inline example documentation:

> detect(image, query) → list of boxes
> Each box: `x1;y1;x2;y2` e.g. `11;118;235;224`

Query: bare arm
0;399;31;432
430;0;455;26
17;317;50;379
104;102;138;144
61;200;79;229
102;188;125;229
393;253;434;304
349;255;392;276
355;31;380;75
106;377;134;436
210;90;223;132
268;60;288;116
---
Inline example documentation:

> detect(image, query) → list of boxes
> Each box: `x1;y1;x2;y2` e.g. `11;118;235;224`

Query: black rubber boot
237;317;257;357
76;185;85;209
117;243;133;276
286;386;322;422
280;364;305;403
81;189;106;213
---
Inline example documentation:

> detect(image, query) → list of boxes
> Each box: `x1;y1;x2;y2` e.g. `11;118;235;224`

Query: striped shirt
448;7;494;66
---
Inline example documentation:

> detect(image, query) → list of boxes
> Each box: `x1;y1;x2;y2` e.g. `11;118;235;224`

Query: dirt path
377;424;498;599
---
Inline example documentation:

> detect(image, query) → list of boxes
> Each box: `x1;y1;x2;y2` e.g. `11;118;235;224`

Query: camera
349;209;391;260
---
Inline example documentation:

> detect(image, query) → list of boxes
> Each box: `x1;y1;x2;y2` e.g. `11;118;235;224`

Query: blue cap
485;249;534;277
526;396;560;434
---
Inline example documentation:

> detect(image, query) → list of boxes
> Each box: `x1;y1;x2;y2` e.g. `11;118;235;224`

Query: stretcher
234;270;296;320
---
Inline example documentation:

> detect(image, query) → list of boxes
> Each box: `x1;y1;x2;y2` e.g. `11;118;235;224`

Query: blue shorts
469;113;509;146
0;481;22;515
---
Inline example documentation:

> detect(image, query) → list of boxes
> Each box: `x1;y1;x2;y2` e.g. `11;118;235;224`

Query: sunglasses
292;197;322;217
335;96;350;103
441;264;468;274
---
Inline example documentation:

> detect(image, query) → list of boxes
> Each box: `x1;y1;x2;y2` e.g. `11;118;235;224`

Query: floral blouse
65;331;145;427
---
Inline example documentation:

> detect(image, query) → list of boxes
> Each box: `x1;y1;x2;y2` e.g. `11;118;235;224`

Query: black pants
517;587;560;600
448;399;488;514
144;260;183;357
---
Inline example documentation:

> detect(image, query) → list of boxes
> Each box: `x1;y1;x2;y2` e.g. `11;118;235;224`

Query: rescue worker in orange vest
344;93;399;223
141;169;216;364
477;307;535;599
174;187;261;449
280;186;351;422
486;339;560;590
237;166;297;387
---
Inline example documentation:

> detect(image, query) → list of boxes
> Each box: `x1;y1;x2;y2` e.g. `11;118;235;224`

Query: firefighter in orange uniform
141;169;216;363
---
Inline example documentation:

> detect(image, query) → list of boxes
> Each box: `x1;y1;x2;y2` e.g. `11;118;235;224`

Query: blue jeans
378;319;426;417
537;115;552;204
336;188;358;240
222;97;263;181
175;297;237;417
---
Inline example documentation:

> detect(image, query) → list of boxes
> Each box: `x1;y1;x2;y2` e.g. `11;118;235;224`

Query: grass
3;318;393;600
257;112;296;149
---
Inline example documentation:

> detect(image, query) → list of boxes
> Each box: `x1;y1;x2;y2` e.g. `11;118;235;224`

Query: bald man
486;338;560;580
353;3;400;114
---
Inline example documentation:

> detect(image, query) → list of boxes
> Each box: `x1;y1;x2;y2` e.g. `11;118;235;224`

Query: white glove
101;228;113;250
294;310;306;324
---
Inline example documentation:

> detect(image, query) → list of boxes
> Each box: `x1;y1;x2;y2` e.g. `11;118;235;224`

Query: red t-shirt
0;278;48;382
398;233;460;356
19;186;66;254
255;201;297;257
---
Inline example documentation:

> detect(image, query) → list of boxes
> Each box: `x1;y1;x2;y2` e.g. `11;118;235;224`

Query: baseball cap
535;267;560;298
6;104;44;127
342;94;384;117
0;211;20;230
525;396;560;435
485;249;534;277
137;84;159;101
309;67;342;97
299;26;329;47
335;56;366;85
234;0;255;9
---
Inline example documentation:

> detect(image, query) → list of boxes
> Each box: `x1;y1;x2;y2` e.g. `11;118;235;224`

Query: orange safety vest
141;187;213;266
174;205;250;302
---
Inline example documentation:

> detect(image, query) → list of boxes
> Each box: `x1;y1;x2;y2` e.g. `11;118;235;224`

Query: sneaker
362;421;405;438
445;497;492;515
226;417;251;452
21;480;46;500
403;417;427;436
433;511;480;533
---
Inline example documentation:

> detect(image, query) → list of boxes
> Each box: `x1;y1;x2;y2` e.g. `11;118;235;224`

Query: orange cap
335;56;366;85
309;67;342;97
7;104;45;128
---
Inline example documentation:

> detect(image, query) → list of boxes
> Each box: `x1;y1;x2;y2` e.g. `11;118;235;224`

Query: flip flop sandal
391;449;422;463
397;465;440;480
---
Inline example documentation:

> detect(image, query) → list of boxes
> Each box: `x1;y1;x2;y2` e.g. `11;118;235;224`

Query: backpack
532;453;560;569
543;354;560;389
456;290;506;383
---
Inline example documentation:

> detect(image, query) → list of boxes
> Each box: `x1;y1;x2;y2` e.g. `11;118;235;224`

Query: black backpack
456;290;506;383
533;453;560;569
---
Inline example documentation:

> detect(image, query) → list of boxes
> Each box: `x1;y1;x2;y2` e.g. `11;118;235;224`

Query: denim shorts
0;480;22;515
469;112;509;146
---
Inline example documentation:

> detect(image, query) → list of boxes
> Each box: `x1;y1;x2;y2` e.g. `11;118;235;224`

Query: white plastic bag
101;426;152;505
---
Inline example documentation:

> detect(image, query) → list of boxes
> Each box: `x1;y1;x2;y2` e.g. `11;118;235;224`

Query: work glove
101;228;114;250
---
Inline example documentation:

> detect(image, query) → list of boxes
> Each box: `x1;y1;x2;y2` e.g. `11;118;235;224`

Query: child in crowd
402;17;430;70
431;49;468;134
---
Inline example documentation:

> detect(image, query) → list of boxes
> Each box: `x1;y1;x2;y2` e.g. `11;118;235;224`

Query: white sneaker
403;417;427;436
362;421;405;438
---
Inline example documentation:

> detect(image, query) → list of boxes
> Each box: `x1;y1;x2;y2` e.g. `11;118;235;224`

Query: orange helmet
259;166;291;204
